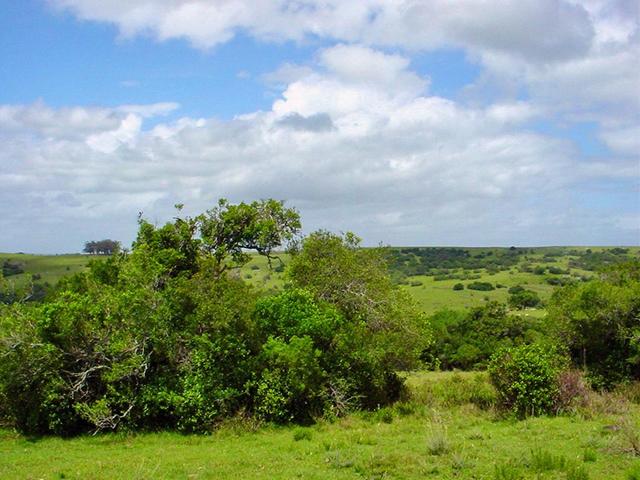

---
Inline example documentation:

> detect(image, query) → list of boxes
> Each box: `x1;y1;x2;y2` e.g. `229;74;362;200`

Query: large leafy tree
287;231;430;370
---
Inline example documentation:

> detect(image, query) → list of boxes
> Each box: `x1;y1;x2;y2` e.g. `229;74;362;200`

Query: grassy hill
2;247;638;315
0;253;89;288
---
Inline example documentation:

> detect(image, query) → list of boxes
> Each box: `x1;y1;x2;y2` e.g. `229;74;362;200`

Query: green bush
546;260;640;388
453;283;464;291
422;303;541;370
467;281;494;291
0;205;425;435
508;289;541;309
488;343;568;417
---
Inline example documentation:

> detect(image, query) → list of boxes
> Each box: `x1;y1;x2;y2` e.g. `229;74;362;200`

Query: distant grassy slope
2;247;638;316
0;253;89;288
1;371;638;479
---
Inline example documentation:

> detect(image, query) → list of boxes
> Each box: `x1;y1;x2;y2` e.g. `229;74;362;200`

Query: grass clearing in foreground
1;371;639;479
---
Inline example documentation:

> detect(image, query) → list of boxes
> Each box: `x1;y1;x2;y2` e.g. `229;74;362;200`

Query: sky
0;0;638;253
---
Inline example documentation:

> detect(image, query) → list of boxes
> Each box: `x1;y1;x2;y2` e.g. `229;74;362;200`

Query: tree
508;289;541;309
198;198;301;275
287;231;430;371
132;199;301;280
422;302;541;370
83;239;121;255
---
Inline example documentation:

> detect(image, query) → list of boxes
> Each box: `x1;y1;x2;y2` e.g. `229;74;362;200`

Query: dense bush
488;343;568;417
2;260;25;277
287;231;430;372
546;260;640;388
467;281;494;291
422;303;541;370
508;289;541;309
0;203;427;435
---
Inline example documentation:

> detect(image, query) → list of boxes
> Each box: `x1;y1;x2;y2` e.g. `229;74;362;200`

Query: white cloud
2;44;636;252
49;1;639;129
50;0;594;62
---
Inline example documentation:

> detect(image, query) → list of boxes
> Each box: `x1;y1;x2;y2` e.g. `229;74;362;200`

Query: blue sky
0;0;638;252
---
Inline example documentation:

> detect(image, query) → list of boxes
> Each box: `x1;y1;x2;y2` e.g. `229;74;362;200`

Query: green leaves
546;259;640;387
489;343;568;417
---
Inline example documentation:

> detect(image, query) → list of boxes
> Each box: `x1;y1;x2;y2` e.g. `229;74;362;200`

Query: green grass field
0;253;89;288
1;371;638;479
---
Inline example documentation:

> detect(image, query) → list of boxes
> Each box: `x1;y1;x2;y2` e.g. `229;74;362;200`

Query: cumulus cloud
2;44;636;252
49;1;639;128
50;0;594;61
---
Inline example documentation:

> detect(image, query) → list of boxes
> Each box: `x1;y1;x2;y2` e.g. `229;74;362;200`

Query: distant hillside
2;246;638;312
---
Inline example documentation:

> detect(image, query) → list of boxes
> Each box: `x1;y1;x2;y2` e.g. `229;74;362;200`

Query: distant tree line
388;247;523;278
83;239;121;255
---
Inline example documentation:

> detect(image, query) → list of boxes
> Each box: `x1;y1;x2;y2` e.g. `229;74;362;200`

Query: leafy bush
453;283;464;291
467;281;494;291
508;289;541;309
488;343;568;417
2;260;25;277
0;203;426;435
546;260;640;388
422;303;541;370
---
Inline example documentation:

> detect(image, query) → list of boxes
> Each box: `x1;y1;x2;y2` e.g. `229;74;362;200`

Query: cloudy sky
1;0;638;253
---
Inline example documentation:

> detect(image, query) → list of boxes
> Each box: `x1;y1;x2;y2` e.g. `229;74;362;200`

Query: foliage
467;281;494;291
0;202;426;435
83;239;121;255
488;343;568;417
2;260;25;277
508;289;541;309
568;248;634;271
388;247;523;278
198;198;301;275
546;260;640;388
422;303;541;370
287;231;430;371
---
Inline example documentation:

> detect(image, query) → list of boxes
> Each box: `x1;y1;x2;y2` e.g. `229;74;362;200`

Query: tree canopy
83;239;121;255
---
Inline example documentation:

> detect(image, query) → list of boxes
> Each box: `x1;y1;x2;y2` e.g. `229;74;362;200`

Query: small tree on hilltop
83;239;121;255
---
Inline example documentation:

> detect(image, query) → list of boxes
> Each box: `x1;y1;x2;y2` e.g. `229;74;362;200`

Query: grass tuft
493;461;523;480
529;448;566;472
426;431;450;456
292;428;312;441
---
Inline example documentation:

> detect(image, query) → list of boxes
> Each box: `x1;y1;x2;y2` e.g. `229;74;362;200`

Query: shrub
546;260;640;387
1;202;425;435
423;303;541;371
555;369;591;414
2;260;25;277
467;281;494;291
488;344;568;417
508;290;541;309
453;283;464;291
